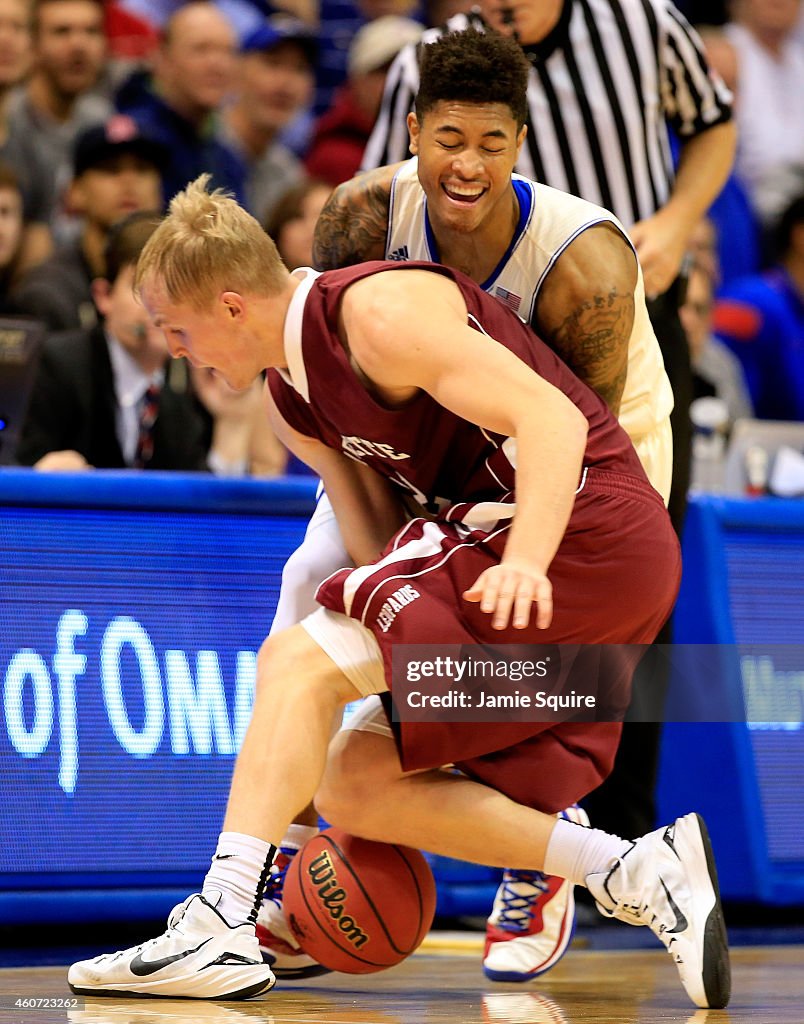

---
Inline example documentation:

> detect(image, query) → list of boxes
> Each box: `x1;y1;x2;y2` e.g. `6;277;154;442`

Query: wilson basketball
283;827;437;973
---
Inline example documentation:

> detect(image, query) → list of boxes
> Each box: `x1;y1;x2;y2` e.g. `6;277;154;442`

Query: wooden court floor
1;945;802;1024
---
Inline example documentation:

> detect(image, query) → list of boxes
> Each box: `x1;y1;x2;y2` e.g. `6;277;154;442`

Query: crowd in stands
1;0;802;478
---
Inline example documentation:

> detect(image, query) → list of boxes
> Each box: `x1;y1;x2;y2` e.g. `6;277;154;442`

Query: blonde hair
135;174;287;310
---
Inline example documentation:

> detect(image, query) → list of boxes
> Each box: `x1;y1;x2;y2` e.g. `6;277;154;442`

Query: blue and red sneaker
483;804;590;982
255;845;333;980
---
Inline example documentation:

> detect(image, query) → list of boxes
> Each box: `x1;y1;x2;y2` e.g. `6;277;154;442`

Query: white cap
348;16;424;77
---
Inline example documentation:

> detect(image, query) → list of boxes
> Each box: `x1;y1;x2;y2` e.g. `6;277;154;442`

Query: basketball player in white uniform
259;27;674;984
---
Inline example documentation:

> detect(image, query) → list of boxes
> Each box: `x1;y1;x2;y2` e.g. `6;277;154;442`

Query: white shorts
301;607;387;699
340;694;394;737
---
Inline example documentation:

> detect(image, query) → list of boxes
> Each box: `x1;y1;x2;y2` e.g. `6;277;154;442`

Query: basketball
283;827;437;974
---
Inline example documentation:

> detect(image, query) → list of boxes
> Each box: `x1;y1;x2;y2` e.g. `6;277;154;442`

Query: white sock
544;819;632;887
281;823;318;852
202;831;278;926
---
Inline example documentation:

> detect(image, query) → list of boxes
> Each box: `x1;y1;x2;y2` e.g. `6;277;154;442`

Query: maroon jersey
269;261;646;514
269;262;680;786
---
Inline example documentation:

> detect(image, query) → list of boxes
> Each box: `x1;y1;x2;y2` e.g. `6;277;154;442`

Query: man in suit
16;210;210;471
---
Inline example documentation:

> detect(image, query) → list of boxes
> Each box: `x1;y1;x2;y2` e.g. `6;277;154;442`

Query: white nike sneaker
586;813;731;1009
68;893;276;999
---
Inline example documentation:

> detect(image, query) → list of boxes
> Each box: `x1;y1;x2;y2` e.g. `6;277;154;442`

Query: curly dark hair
415;28;530;128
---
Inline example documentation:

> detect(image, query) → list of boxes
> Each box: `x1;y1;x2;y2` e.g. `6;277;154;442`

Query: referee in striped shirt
361;0;736;841
363;0;735;529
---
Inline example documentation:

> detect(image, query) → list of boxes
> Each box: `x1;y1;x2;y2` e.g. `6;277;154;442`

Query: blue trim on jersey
480;179;533;291
422;180;534;289
423;196;438;262
387;165;403;256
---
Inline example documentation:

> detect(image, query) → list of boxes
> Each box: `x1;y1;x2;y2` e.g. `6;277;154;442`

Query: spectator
0;0;30;87
682;259;754;427
0;161;25;308
0;0;56;272
714;194;804;421
263;176;333;476
191;365;289;477
305;16;423;186
11;115;165;331
112;0;290;44
6;0;112;232
726;0;804;226
264;178;332;271
16;211;211;471
222;15;316;224
15;206;276;475
310;0;424;122
116;1;246;206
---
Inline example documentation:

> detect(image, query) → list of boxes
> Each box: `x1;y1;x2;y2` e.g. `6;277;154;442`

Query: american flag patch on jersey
494;285;521;312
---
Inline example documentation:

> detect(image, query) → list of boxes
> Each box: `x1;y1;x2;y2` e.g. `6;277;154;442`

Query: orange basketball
283;827;437;974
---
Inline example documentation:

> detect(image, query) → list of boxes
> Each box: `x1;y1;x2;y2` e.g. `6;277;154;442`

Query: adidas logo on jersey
388;246;410;262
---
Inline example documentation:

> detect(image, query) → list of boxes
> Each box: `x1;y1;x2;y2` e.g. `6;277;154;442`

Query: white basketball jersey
386;158;673;450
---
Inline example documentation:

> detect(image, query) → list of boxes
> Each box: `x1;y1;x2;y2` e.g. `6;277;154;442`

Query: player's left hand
464;562;553;631
629;211;689;299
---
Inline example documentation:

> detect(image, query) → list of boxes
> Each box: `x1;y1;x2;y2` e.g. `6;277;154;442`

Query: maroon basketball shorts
314;468;681;812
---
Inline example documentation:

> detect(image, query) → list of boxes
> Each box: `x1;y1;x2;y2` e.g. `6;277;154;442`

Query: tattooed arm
312;164;402;270
534;224;637;417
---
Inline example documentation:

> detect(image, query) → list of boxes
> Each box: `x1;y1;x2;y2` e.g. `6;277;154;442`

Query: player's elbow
516;388;588;454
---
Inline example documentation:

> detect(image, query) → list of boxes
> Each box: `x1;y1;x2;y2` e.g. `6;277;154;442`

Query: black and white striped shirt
361;0;732;229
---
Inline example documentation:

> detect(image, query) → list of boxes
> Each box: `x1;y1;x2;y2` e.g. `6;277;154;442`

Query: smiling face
156;3;237;120
238;41;314;135
409;100;525;236
140;277;265;392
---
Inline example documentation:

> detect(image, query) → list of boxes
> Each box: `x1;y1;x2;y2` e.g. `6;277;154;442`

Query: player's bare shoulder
312;164;401;270
343;266;464;333
536;223;637;414
339;268;466;384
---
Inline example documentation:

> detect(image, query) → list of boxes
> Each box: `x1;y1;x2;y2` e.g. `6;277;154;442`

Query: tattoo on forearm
313;178;391;270
547;288;633;413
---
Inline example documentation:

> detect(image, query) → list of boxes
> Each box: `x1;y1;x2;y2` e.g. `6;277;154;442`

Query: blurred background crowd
0;0;801;477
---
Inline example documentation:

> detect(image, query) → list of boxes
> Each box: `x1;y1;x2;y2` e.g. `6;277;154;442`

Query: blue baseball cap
242;14;318;63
